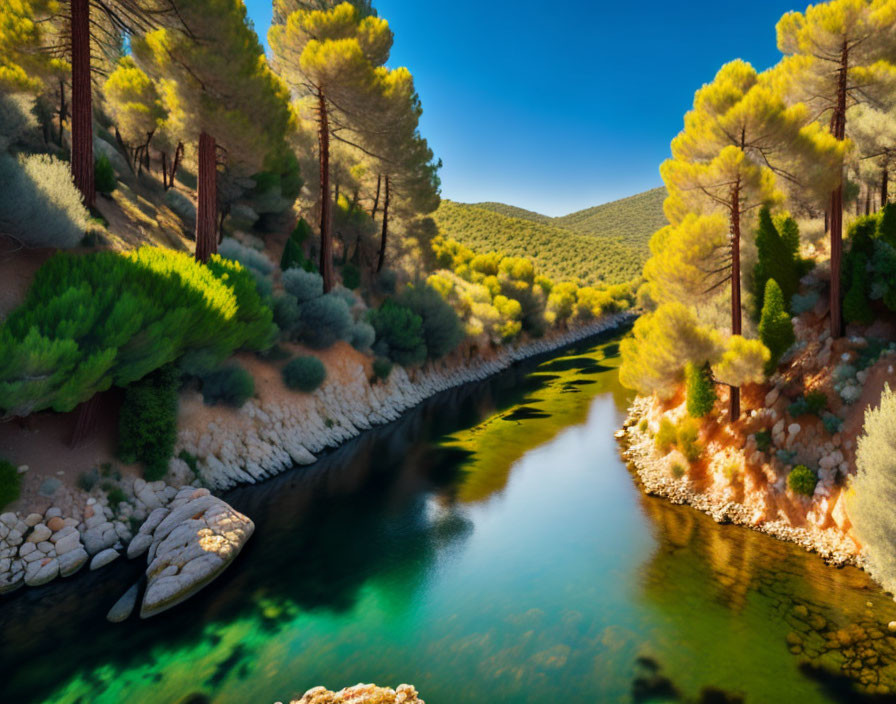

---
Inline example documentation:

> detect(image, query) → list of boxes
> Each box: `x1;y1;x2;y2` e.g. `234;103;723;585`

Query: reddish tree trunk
194;131;218;263
884;167;890;206
371;173;382;218
70;0;94;208
866;185;872;215
58;78;66;145
729;180;742;422
167;141;184;191
377;176;391;273
317;87;334;292
828;40;849;338
161;151;168;189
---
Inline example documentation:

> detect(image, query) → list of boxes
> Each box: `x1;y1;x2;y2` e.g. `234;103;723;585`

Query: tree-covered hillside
433;200;644;286
553;187;667;255
471;202;553;225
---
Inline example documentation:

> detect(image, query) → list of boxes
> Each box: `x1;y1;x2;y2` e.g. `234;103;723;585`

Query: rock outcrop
289;684;424;704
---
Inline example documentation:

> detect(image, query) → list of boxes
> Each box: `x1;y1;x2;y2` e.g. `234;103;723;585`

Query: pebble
90;548;120;571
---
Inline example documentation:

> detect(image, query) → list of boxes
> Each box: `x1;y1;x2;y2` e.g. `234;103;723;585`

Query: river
2;330;896;703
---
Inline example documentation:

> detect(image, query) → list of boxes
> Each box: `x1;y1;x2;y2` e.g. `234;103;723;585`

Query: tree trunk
824;208;829;234
70;0;94;208
828;40;849;338
194;131;218;263
58;78;66;146
161;151;168;189
729;180;742;422
317;87;334;292
377;176;390;273
884;166;890;206
371;173;382;219
167;141;183;191
69;394;101;447
865;185;872;216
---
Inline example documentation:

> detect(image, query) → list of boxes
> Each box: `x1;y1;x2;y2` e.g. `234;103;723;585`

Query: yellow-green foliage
433;200;643;286
654;416;702;462
0;247;275;417
430;234;633;345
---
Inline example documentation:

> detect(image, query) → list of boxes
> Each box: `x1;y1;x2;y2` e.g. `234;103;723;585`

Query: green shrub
77;468;99;492
677;418;702;462
117;366;179;481
0;93;36;151
638;418;649;432
377;268;398;294
280;218;316;271
94;153;117;195
880;202;896;247
844;253;873;324
788;391;828;418
282;267;324;303
759;278;795;375
685;362;716;418
850;384;896;593
350;321;375;352
754;429;772;452
368;300;427;367
282;355;326;392
670;463;686;478
655;417;677;453
0;247;275;417
106;486;127;511
822;412;843;435
395;284;463;360
219;238;274;277
299;293;353;348
164;188;196;229
0;460;21;510
342;262;361;290
201;363;255;407
178;449;199;476
0;153;89;248
372;355;393;381
273;293;302;338
753;207;801;318
787;464;817;496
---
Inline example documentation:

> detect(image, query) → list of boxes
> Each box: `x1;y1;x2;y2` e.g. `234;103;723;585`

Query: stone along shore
0;313;632;603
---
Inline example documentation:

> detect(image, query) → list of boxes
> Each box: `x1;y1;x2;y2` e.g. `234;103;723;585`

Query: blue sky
246;0;799;217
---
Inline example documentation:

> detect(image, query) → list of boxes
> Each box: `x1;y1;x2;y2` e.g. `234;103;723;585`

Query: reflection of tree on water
634;489;896;701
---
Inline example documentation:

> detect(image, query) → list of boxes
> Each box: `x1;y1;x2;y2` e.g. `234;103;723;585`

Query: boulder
140;495;253;618
24;558;58;586
107;582;140;623
58;548;88;577
291;684;424;704
90;548;120;571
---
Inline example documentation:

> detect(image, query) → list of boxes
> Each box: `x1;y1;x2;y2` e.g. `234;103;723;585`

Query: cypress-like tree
753;206;801;317
686;362;717;418
758;278;795;375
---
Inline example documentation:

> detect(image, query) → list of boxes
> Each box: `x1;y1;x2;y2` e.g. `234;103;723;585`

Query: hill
433;201;644;286
553;187;667;255
470;202;553;225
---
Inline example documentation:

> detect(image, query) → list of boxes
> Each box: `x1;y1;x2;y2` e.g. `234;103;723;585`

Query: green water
3;331;896;704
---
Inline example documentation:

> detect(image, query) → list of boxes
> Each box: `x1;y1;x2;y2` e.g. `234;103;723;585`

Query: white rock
127;533;153;560
107;582;140;623
26;524;51;543
58;548;88;577
24;558;58;586
24;513;43;528
53;531;82;556
90;548;120;571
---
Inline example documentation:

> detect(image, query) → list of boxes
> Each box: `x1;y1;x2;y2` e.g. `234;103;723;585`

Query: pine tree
777;0;896;336
758;279;795;375
686;362;717;418
753;206;801;317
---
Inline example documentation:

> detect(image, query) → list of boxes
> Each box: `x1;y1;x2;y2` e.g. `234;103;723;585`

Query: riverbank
618;395;859;567
0;313;632;597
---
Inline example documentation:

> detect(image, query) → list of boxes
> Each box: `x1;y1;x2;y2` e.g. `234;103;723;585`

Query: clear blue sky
246;0;800;217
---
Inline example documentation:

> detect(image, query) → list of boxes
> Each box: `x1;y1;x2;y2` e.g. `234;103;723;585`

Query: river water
3;330;896;704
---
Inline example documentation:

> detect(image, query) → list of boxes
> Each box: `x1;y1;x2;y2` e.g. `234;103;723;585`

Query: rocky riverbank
288;684;424;704
0;313;631;599
619;396;859;567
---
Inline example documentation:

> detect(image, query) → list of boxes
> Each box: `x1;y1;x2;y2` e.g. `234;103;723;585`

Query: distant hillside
553;187;667;255
433;201;644;286
471;202;553;225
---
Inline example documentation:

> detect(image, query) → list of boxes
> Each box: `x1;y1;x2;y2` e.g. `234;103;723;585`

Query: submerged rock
291;684;424;704
107;582;140;623
139;493;253;618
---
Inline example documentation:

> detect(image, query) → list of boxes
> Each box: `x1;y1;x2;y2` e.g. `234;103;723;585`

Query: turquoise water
2;331;896;703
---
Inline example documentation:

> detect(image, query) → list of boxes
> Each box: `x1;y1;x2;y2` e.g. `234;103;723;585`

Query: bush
368;301;427;367
758;279;795;375
655;418;677;453
753;207;801;317
282;267;324;303
219;238;274;277
787;465;817;496
377;269;398;294
685;362;716;418
273;293;302;338
844;253;873;324
0;153;89;248
299;293;353;348
0;460;21;510
395;284;464;360
0;93;36;151
350;321;375;352
0;247;275;417
164;189;196;229
117;366;179;481
94;153;117;195
281;218;316;271
282;355;326;392
754;429;772;452
342;262;361;290
372;356;393;381
850;384;896;592
200;363;254;407
677;418;702;462
788;391;828;418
